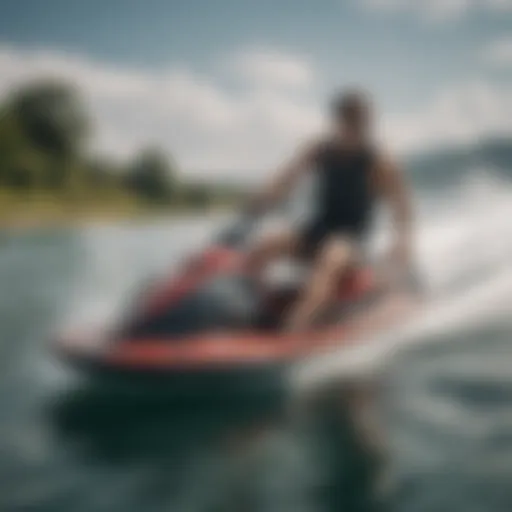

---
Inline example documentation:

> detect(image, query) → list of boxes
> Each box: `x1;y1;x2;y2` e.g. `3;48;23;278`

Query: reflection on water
47;387;378;512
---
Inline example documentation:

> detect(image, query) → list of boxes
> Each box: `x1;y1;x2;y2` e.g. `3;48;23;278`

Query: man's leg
285;235;357;332
245;227;299;284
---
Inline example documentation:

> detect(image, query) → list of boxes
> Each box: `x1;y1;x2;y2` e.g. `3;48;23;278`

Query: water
1;170;512;511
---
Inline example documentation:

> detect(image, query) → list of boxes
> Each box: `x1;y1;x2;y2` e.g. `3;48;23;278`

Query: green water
1;219;512;512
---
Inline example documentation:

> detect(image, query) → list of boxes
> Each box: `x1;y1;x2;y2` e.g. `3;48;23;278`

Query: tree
0;111;26;186
126;147;177;204
7;81;89;159
181;183;211;209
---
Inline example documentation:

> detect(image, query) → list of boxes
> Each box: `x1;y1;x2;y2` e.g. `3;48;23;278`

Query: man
247;88;413;332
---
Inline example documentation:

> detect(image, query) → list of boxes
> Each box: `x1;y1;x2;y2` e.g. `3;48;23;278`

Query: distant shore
0;190;234;231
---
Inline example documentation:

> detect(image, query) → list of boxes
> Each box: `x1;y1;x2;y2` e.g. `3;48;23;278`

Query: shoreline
0;205;233;232
0;189;238;232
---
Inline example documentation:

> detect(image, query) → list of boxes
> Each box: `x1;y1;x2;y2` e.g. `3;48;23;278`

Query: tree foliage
0;78;246;213
126;147;176;203
8;81;89;158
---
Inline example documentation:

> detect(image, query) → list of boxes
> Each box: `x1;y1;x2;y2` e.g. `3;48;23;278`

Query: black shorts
299;220;366;258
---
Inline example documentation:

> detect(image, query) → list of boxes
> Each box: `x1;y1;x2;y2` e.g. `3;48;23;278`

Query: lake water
1;170;512;511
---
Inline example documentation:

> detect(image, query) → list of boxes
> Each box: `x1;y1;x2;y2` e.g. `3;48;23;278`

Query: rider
246;88;413;332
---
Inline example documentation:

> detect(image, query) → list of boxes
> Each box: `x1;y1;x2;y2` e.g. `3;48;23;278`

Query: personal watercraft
55;213;418;393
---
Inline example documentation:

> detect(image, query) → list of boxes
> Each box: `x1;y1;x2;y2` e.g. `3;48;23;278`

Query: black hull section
63;352;288;400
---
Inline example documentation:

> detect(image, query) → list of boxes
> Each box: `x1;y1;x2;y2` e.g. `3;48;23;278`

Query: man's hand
388;235;412;269
380;238;415;292
375;152;414;289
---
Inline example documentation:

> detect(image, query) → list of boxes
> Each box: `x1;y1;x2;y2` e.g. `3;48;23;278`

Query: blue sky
0;0;511;178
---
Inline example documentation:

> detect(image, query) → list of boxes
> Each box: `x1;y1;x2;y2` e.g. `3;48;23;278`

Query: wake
292;170;512;392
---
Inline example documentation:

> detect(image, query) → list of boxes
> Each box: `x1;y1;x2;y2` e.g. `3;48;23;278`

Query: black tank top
313;140;375;234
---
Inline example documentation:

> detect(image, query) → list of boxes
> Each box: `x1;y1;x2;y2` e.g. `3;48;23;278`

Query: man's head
330;88;373;139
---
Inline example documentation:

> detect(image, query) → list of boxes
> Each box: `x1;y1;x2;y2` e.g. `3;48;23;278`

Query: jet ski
55;212;418;394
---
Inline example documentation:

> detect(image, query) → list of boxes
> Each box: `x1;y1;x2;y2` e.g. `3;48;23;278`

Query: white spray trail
292;171;512;393
291;266;512;393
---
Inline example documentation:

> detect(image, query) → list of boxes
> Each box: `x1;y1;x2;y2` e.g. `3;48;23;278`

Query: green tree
7;81;90;187
126;147;177;204
0;111;25;186
181;183;211;209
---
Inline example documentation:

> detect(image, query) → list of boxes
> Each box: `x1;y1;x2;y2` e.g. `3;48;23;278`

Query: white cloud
0;45;510;180
0;45;323;180
362;0;512;21
228;48;315;90
481;37;512;67
383;81;512;153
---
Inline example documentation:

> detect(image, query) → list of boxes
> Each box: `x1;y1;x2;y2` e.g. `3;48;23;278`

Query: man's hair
330;88;372;126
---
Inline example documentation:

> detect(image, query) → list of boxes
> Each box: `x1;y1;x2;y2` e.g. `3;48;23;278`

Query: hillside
406;137;512;189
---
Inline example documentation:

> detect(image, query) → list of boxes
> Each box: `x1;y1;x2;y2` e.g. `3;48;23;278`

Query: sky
0;0;511;179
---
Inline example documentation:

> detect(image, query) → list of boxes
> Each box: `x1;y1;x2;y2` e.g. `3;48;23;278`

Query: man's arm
251;141;319;212
375;153;413;266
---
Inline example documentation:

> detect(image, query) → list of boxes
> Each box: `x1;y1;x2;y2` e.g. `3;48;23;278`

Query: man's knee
250;228;297;260
317;236;356;273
